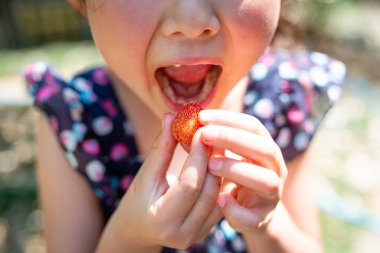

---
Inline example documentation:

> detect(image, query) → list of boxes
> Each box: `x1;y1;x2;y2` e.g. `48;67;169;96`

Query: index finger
152;129;210;224
198;110;272;138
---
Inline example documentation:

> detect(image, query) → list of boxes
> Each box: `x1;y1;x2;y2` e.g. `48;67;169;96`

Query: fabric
25;49;346;253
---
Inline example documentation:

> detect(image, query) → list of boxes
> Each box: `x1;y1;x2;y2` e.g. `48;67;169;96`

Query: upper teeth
173;64;181;68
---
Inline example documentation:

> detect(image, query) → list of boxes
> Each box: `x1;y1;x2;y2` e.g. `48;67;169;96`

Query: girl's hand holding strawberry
104;113;222;252
199;109;288;235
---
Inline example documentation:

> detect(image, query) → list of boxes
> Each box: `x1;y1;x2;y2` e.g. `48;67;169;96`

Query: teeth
156;71;170;87
157;66;220;105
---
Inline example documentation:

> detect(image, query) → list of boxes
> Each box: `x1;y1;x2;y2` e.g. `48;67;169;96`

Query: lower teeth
157;67;219;105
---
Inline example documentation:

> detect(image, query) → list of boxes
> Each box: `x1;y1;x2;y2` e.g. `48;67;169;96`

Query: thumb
140;113;177;184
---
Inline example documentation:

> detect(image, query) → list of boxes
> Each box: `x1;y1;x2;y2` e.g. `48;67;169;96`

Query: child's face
84;0;281;116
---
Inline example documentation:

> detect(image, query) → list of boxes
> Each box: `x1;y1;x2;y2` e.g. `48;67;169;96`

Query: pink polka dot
102;99;118;117
287;107;305;124
110;143;129;161
259;53;276;67
93;68;109;85
35;86;58;103
49;116;59;133
281;80;292;93
44;69;59;87
24;64;35;84
82;139;100;155
120;175;133;191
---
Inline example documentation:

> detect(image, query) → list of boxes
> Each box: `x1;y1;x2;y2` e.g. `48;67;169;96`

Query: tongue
164;65;211;84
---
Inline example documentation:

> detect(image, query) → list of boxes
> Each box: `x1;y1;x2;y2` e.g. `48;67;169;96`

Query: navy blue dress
25;49;346;253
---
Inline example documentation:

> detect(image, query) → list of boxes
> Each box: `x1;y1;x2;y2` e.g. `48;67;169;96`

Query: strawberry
171;103;203;145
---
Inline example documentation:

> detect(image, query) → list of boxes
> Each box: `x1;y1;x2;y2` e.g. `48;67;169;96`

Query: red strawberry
172;103;203;145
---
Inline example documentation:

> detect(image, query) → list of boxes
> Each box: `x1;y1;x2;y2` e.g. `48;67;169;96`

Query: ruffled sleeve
245;50;346;162
24;62;141;219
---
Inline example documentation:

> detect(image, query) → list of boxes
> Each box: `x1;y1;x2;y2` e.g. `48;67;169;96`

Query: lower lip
159;81;219;111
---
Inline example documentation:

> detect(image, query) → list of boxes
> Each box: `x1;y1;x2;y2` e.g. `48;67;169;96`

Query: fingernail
198;110;209;122
217;194;226;208
208;157;222;171
201;126;218;143
162;113;173;130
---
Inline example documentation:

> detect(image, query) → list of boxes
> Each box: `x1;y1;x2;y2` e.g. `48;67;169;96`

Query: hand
114;113;222;250
199;110;288;234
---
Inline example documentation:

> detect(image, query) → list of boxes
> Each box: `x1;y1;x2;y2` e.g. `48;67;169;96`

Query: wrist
241;202;284;239
97;207;162;253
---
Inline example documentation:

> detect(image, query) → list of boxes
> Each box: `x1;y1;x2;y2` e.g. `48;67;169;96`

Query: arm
243;147;323;253
37;113;223;253
37;115;164;253
36;115;104;253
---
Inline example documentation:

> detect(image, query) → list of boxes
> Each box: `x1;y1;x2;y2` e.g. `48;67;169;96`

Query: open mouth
155;64;222;109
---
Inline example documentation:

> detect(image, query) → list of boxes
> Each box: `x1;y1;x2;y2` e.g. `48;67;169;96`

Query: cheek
228;1;280;45
87;1;158;80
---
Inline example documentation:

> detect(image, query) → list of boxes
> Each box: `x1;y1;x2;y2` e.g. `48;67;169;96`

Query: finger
201;125;286;177
182;172;221;232
217;193;271;232
197;204;223;240
153;128;210;224
209;157;281;199
142;113;177;185
220;178;238;198
198;109;272;138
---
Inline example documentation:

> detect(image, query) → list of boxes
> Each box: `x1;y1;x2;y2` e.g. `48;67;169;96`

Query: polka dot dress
25;49;346;253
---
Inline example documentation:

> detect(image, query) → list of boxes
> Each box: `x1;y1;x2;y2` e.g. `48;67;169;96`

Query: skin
36;0;322;252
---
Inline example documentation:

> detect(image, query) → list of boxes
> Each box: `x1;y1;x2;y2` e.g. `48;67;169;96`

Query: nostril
160;10;220;39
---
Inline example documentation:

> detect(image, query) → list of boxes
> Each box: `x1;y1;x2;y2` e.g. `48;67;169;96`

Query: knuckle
171;232;195;249
266;176;281;199
264;142;282;165
202;176;219;202
156;227;177;245
183;180;202;198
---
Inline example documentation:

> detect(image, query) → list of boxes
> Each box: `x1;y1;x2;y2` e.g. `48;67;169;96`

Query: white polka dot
294;132;310;151
220;219;237;240
275;114;286;127
310;52;329;66
310;66;329;87
329;60;346;84
65;152;78;169
69;103;84;121
123;120;135;136
276;128;291;148
278;93;291;107
60;130;77;151
231;236;246;252
72;77;91;92
254;98;274;119
93;116;113;136
279;62;298;80
63;87;80;104
327;85;342;102
85;160;105;182
243;91;258;106
250;63;268;81
32;62;47;82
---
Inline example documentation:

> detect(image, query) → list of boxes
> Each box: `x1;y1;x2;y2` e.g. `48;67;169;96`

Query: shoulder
24;63;137;218
245;49;346;162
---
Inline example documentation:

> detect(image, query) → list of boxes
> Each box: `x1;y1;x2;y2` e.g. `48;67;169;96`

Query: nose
160;0;220;40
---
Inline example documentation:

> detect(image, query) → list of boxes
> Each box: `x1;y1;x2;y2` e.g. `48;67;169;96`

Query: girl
25;0;346;252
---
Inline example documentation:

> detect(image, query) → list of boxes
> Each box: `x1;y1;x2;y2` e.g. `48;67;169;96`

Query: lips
154;63;222;109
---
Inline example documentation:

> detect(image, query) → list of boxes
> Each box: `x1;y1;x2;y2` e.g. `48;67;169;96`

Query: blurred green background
0;0;380;252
